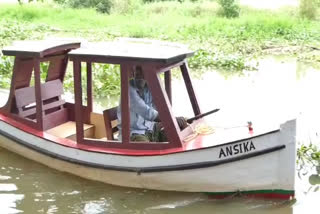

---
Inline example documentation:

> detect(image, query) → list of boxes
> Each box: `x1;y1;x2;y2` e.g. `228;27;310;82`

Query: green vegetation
299;0;320;19
297;144;320;189
217;0;240;18
298;144;320;168
0;1;320;94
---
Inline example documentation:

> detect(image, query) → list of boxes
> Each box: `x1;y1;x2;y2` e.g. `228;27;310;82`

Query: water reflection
0;55;319;213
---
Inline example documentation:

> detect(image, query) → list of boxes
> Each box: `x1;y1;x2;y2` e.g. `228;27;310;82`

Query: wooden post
120;63;130;144
144;64;182;148
73;60;84;143
46;55;69;82
86;62;93;113
2;57;32;113
180;62;201;116
165;70;172;104
34;58;43;130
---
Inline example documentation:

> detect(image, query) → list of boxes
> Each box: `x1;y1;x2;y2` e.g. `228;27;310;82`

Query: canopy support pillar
73;60;84;143
180;62;201;116
165;70;172;104
120;63;130;144
34;58;44;130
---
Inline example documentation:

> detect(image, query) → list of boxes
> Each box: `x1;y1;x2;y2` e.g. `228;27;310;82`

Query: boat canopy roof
68;39;194;64
1;40;80;58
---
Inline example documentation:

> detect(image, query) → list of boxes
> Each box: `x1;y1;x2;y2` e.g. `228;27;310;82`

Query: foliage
62;63;121;98
111;0;142;15
299;0;319;19
67;0;113;14
217;0;240;18
188;48;257;72
297;144;320;190
0;18;48;89
0;57;14;88
298;144;320;169
92;63;121;97
0;19;45;47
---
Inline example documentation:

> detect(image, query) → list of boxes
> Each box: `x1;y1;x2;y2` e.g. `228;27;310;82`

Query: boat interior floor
46;121;94;141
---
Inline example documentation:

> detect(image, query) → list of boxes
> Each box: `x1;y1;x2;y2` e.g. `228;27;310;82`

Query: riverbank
1;2;320;68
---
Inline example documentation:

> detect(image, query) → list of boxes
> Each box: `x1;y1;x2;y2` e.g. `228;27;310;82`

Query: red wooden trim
34;58;43;130
86;62;93;113
0;112;185;155
73;60;84;142
0;111;38;129
180;62;201;116
0;111;280;156
82;139;172;150
164;70;172;104
143;64;182;148
207;192;294;200
120;63;130;144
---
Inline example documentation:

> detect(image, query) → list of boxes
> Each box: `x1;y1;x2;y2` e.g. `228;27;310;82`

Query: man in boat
117;66;188;142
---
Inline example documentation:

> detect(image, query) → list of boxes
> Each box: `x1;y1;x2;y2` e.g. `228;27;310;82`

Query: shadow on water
0;55;320;213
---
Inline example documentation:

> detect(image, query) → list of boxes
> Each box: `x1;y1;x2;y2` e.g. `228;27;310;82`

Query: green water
0;55;319;213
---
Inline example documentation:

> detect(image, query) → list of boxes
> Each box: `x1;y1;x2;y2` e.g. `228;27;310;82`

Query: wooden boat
0;39;296;199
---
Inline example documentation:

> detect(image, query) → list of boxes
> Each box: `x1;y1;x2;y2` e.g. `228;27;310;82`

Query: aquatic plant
297;144;320;174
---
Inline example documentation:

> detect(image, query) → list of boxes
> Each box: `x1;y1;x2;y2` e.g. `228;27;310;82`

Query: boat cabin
1;39;205;151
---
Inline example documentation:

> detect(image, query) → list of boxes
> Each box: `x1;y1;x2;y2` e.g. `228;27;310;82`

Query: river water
0;55;320;213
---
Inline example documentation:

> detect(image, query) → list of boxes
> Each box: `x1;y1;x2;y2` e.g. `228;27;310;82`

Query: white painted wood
0;119;296;193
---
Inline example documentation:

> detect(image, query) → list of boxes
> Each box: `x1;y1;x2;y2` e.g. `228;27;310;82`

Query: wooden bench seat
15;79;68;130
46;121;94;140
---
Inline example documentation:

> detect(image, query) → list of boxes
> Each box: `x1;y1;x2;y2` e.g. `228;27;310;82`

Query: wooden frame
0;41;80;131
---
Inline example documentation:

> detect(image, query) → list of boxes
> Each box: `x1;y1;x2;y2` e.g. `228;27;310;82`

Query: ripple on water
0;194;24;214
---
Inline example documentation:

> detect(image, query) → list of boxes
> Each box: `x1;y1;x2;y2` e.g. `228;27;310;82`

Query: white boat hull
0;119;296;197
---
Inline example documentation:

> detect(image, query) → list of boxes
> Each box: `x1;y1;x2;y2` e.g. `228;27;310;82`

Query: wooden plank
34;58;43;130
73;60;84;142
120;64;130;144
180;62;201;116
90;112;107;139
15;87;36;108
103;106;118;140
15;79;64;108
46;121;94;139
46;55;69;82
43;108;68;130
143;64;182;148
1;57;34;113
68;40;194;64
86;62;93;113
2;40;80;58
165;70;172;104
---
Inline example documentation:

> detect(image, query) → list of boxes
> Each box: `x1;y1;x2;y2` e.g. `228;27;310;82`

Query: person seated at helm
117;65;187;142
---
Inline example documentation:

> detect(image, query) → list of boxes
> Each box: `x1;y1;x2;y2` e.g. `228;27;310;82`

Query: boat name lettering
219;141;256;158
